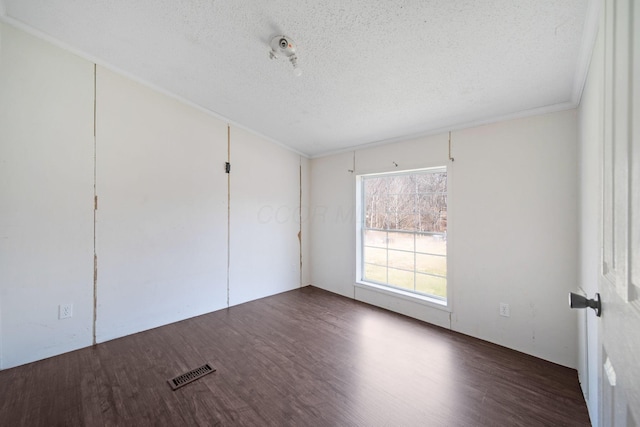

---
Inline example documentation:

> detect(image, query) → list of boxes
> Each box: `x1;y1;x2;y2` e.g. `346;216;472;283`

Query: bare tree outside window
361;168;447;300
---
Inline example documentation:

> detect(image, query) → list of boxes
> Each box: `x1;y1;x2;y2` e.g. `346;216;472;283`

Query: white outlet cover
499;303;510;317
59;304;73;319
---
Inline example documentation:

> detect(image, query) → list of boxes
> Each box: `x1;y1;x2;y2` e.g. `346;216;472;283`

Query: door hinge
225;162;231;174
94;195;98;210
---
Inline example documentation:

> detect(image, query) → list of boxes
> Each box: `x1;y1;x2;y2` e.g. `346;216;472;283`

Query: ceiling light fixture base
269;35;302;76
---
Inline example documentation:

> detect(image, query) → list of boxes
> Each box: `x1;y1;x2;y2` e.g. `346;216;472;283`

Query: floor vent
168;363;216;390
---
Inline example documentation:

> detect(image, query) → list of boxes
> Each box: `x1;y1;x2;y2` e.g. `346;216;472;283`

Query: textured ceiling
1;0;595;157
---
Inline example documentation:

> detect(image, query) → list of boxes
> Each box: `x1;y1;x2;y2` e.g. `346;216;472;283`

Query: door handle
569;292;602;317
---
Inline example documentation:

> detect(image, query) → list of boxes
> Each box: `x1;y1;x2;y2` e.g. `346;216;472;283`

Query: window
358;167;448;303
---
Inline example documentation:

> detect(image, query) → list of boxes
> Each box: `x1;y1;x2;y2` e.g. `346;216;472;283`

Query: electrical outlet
59;303;73;319
499;303;510;317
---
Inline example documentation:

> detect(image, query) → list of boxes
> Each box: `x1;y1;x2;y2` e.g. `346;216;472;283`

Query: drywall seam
0;290;3;369
352;150;357;301
226;125;231;308
446;132;455;315
92;63;98;346
299;156;303;287
0;17;309;159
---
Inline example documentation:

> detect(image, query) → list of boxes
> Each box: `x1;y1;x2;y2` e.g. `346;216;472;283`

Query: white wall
310;110;580;368
0;23;95;368
229;126;302;306
309;152;356;298
95;67;229;342
0;22;305;369
452;111;579;367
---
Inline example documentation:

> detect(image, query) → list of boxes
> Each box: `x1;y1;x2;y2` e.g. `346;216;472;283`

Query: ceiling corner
571;0;602;106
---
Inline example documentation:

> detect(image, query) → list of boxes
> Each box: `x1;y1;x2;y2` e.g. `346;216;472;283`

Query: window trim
355;166;451;309
354;281;451;311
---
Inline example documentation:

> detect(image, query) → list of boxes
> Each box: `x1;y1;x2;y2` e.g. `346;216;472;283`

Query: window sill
354;281;451;312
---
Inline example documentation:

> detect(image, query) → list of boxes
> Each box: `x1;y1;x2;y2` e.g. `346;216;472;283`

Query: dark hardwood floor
0;286;590;426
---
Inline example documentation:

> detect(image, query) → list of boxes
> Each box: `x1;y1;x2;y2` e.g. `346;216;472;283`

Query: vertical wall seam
0;293;2;368
299;156;303;287
353;151;357;300
92;64;97;345
226;125;231;308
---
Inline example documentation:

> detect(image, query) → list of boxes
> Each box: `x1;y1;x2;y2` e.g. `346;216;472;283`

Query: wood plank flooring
0;286;590;426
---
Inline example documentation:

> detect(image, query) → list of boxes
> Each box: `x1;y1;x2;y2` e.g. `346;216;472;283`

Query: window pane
416;254;447;276
360;167;447;302
363;178;387;229
364;263;387;284
416;274;446;299
364;230;387;248
384;195;402;229
396;213;418;231
388;175;408;194
416;171;447;193
364;246;387;267
364;177;387;195
396;194;415;212
388;268;414;291
416;234;446;255
387;231;414;251
388;249;414;271
417;194;447;233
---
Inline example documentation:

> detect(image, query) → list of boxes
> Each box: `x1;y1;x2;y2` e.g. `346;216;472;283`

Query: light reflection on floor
349;311;460;424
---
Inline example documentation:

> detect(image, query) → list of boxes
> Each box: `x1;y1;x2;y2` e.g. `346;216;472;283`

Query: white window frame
355;166;451;310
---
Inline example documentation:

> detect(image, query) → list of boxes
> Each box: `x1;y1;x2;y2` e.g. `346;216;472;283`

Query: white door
598;0;640;425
